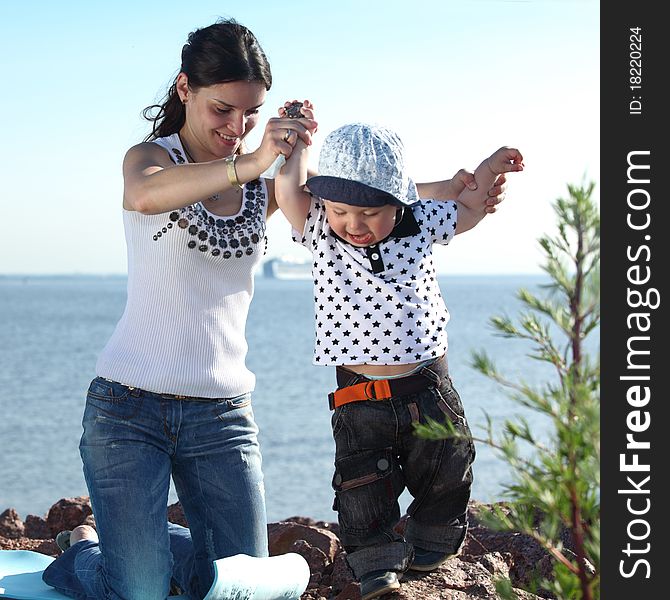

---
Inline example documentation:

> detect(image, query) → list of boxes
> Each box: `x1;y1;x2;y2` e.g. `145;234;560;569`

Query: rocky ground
1;497;557;599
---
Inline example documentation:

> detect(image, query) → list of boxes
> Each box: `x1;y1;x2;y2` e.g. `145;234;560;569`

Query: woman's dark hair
143;18;272;141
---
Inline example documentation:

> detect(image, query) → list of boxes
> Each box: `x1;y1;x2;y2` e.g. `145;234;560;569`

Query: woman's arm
123;118;315;215
122;143;260;214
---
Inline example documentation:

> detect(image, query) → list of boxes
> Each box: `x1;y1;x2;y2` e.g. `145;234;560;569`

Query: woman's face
178;75;267;161
324;200;398;247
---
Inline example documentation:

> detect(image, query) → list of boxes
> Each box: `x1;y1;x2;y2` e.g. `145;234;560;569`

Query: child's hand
486;146;524;176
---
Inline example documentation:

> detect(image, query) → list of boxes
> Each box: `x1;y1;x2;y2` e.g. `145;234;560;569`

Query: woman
43;18;505;600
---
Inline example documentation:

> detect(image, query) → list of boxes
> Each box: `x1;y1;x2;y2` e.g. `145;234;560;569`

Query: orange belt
330;358;446;410
328;379;394;410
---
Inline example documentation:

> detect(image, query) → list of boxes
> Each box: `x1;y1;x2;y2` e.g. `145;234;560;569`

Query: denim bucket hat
306;123;419;207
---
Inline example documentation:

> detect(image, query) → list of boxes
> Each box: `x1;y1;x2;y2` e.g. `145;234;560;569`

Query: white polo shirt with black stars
292;196;458;366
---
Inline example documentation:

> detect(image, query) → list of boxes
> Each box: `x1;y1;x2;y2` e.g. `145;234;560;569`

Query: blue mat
0;550;309;600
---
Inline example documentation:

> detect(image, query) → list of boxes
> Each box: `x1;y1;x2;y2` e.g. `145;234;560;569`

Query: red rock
268;522;342;563
329;551;355;593
284;515;339;535
45;497;93;537
334;581;361;600
167;502;188;527
24;514;51;539
291;539;328;585
0;508;25;539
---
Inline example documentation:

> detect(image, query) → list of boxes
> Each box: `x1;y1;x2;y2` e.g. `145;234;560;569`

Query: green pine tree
416;181;600;599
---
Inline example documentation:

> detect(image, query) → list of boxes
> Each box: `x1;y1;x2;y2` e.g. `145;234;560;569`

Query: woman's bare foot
70;524;99;545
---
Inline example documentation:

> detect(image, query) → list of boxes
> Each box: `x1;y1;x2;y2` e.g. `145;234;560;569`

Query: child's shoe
359;569;400;599
408;546;461;572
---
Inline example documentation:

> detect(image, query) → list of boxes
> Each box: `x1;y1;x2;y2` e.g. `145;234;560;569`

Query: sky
0;0;599;275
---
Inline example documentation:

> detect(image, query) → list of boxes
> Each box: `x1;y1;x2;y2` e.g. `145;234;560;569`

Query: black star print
301;198;453;365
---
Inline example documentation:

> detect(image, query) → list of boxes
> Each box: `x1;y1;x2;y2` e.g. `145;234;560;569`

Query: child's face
324;200;398;247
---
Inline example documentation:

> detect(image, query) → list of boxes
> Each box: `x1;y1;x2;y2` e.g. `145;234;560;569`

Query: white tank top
96;134;269;397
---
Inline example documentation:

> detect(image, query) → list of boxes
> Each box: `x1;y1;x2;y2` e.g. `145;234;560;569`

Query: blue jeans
330;357;475;578
43;377;267;600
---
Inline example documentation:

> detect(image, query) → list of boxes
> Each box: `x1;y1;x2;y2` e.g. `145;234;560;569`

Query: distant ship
262;257;312;280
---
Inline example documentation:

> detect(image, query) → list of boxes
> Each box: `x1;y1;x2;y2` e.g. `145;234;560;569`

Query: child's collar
391;206;421;238
329;205;421;246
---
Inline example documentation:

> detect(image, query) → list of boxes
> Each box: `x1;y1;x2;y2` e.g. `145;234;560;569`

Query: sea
0;273;597;523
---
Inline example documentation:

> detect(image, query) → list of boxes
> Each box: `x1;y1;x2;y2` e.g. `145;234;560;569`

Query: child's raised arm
454;146;524;234
274;100;318;233
417;170;508;214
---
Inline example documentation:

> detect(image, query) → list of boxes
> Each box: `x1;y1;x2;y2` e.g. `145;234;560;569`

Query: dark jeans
330;356;475;578
43;377;267;600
